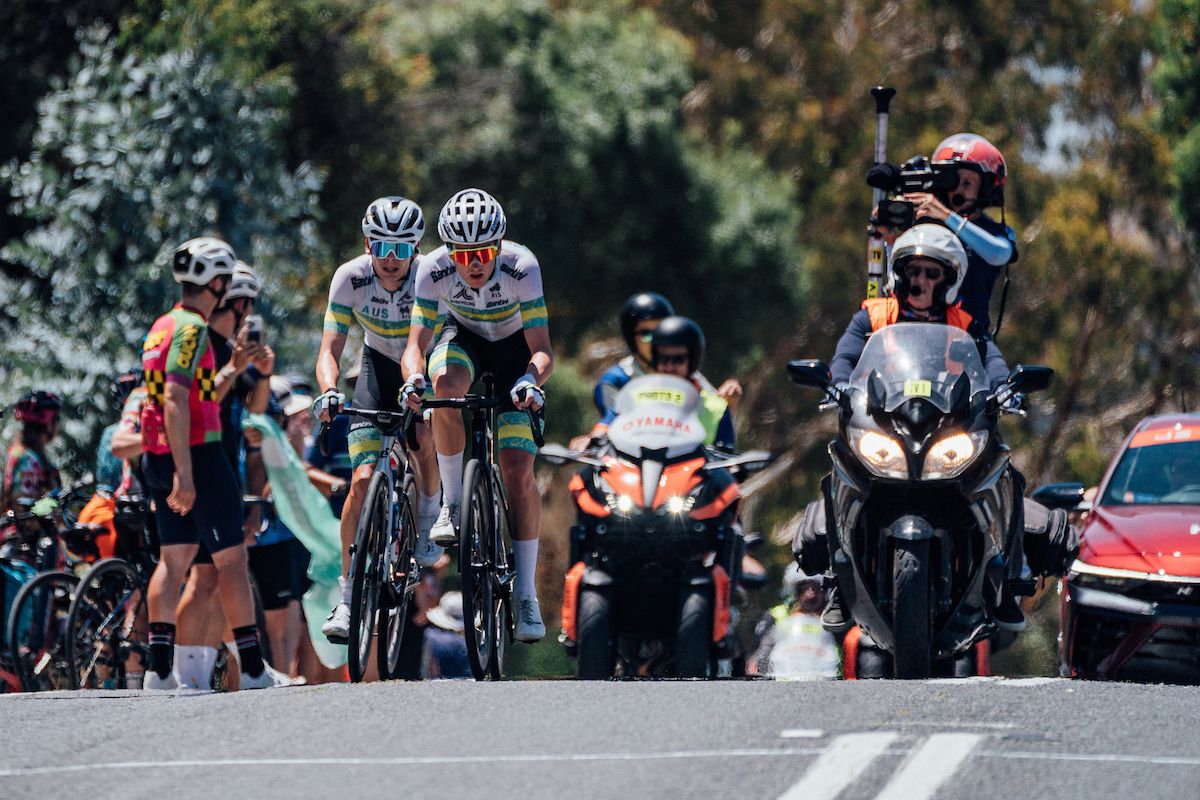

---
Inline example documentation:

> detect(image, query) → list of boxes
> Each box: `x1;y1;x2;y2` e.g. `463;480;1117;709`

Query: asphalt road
3;678;1198;800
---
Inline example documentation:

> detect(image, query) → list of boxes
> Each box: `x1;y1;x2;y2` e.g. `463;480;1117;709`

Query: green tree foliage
1;26;326;469
1155;0;1200;237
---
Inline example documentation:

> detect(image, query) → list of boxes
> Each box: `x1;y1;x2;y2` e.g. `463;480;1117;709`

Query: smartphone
246;315;264;344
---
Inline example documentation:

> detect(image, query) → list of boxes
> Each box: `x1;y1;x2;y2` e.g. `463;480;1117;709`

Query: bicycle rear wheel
66;558;146;690
460;459;499;680
348;470;389;683
378;473;418;680
7;570;80;692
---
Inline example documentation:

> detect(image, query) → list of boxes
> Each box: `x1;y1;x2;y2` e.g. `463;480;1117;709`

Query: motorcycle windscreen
849;322;990;413
608;374;707;459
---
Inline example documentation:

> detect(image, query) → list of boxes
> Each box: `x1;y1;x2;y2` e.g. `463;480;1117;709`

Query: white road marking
893;720;1015;730
873;734;983;800
777;732;898;800
0;748;827;778
993;677;1061;686
779;729;825;739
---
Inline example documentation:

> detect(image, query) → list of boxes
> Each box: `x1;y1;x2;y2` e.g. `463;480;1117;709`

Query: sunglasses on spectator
448;243;499;267
904;265;944;281
655;354;689;367
370;240;415;259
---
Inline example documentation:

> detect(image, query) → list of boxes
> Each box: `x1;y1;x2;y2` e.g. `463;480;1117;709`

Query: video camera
872;155;959;231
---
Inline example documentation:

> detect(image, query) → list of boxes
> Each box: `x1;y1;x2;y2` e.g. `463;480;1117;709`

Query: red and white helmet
932;133;1007;208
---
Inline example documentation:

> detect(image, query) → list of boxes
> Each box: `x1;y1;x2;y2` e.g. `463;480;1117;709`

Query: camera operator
868;133;1017;331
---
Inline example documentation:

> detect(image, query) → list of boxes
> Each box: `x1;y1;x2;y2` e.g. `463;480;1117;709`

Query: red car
1056;414;1200;682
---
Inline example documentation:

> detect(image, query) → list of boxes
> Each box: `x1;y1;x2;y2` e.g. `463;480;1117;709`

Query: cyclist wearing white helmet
313;196;443;645
400;188;554;643
140;237;284;689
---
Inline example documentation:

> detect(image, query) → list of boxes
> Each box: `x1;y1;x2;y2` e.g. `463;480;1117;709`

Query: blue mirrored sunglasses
370;240;415;259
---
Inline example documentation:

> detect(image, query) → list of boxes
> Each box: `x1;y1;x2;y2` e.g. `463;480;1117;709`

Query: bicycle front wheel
348;469;389;683
7;570;80;692
66;558;147;690
378;473;418;680
459;459;499;681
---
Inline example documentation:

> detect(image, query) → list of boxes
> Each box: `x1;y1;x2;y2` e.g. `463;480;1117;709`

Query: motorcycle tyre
675;586;712;679
892;538;933;679
575;588;614;680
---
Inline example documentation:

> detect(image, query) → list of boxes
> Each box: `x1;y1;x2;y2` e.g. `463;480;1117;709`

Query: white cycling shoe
239;663;293;690
514;597;546;643
429;505;460;548
143;671;178;691
322;602;351;644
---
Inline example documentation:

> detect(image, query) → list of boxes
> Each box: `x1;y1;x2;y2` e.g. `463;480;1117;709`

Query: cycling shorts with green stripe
429;319;541;454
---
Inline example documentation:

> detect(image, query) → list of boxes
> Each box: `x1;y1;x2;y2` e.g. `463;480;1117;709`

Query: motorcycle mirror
1031;481;1086;510
786;359;832;392
1008;364;1054;394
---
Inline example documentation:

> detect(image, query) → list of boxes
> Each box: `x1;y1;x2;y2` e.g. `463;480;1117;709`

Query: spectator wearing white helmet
140;237;285;690
173;260;275;688
400;188;554;643
314;196;443;645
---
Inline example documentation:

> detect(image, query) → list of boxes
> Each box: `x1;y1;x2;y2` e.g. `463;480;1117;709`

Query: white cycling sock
438;452;464;507
420;491;442;518
514;538;539;600
174;645;218;689
339;575;352;605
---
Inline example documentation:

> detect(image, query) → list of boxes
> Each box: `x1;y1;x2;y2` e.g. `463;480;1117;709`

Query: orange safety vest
861;297;973;333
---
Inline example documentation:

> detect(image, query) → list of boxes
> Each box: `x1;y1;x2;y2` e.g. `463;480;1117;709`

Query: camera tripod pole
866;86;896;299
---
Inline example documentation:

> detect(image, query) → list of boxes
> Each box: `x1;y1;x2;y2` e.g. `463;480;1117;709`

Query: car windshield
849;322;990;413
1102;437;1200;506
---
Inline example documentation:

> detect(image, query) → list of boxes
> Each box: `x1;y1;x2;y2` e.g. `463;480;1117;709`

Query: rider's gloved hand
400;374;426;410
511;374;545;411
311;389;345;422
1001;392;1026;413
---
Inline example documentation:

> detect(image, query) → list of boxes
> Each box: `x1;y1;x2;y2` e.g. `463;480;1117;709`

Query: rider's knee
351;463;376;488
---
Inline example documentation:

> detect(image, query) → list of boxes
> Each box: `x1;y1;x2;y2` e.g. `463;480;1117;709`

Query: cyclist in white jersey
312;196;442;644
400;188;553;642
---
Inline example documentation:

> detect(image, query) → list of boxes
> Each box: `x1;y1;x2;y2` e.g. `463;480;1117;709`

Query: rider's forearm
526;349;554;385
315;348;341;395
110;428;143;460
401;326;433;381
245;373;270;414
948;213;1013;266
163;384;193;478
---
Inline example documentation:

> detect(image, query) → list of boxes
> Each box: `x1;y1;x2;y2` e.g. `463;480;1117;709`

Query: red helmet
13;390;63;427
932;133;1006;207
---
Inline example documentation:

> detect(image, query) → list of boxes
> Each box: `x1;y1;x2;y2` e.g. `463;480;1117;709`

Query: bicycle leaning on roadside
320;406;423;683
422;376;544;681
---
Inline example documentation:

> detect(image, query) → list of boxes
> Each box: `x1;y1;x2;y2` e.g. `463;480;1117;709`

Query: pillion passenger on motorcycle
796;223;1077;633
647;317;736;451
574;293;742;448
867;133;1016;331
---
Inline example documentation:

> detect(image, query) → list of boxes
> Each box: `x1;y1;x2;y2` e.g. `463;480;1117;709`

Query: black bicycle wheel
7;570;80;692
378;473;418;680
66;558;146;690
348;469;388;682
459;459;497;681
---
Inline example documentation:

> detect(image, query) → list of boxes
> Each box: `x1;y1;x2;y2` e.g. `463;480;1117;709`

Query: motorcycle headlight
922;430;988;480
605;493;635;515
849;427;907;479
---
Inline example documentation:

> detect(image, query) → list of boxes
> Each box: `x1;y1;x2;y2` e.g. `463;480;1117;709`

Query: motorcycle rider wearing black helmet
795;224;1075;633
574;293;741;448
648;316;735;450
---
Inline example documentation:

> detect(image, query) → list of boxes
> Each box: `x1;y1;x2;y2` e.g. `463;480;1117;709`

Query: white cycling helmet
172;237;237;286
222;262;260;302
888;223;969;305
361;196;425;243
437;188;507;245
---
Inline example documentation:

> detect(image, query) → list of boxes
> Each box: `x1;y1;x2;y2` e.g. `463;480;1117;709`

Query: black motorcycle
788;323;1052;678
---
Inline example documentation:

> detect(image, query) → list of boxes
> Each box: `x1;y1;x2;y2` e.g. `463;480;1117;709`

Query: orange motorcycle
541;375;769;679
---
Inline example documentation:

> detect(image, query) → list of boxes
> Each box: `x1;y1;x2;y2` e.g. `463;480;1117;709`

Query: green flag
243;413;346;668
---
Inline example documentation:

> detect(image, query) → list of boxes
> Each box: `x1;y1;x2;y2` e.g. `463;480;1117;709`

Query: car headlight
922;430;988;480
849;427;907;479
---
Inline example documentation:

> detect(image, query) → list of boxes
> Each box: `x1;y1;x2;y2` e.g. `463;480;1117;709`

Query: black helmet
110;368;143;407
650;316;705;375
13;390;63;426
619;292;674;353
